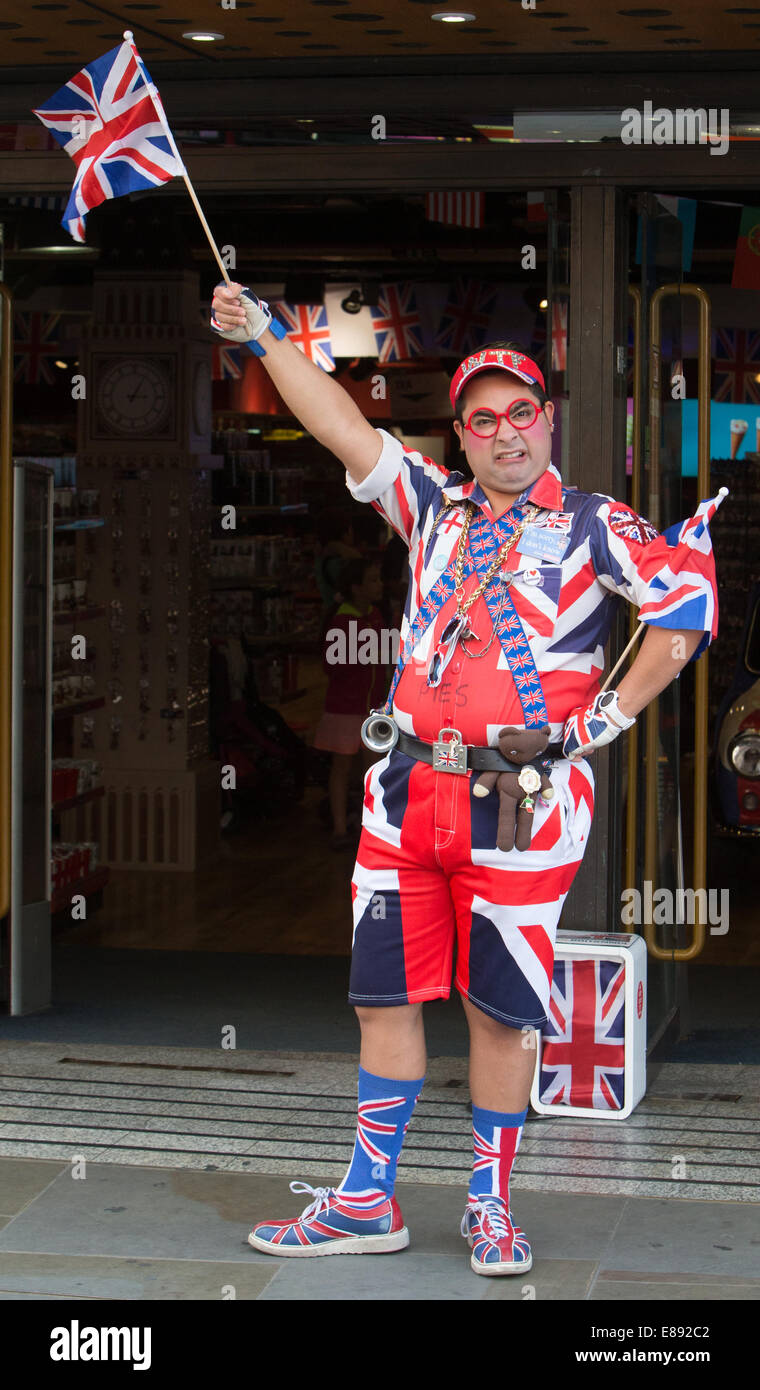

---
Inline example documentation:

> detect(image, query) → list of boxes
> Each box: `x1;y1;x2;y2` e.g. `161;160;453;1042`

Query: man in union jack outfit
211;283;718;1276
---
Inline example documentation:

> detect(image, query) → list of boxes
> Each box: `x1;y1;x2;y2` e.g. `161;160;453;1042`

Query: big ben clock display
92;354;176;441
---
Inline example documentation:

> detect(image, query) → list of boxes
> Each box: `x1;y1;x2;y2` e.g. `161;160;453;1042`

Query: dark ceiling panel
2;0;760;73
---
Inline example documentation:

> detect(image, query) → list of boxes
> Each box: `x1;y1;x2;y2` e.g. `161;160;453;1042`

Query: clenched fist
210;281;275;344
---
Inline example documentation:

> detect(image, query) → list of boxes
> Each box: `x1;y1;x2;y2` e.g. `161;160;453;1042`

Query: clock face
192;359;212;436
93;356;174;439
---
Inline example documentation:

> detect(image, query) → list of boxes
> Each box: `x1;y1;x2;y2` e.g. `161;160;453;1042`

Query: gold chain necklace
451;501;539;658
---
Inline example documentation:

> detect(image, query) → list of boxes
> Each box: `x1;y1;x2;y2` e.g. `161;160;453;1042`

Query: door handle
645;283;711;961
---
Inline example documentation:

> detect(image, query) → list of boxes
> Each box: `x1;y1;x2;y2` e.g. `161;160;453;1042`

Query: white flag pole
123;31;232;287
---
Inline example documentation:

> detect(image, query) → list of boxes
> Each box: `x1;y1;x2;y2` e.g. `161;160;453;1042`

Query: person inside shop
314;507;360;615
209;282;717;1278
313;555;387;851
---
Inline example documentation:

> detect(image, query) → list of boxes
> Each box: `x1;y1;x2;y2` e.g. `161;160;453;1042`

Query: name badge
516;524;570;563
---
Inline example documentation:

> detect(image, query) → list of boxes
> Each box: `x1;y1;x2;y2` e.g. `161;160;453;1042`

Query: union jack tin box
530;930;647;1121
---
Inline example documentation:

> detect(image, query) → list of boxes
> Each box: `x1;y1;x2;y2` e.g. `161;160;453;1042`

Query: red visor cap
449;348;546;411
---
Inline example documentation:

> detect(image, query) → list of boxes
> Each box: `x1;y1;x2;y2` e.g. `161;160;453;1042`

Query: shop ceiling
2;2;760;112
2;0;760;70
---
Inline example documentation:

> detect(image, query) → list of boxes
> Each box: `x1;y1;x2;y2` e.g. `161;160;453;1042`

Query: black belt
396;730;565;774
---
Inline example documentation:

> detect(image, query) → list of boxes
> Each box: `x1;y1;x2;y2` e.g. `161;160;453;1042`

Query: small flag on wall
425;191;485;229
435;278;498;355
13;310;62;385
526;191;547;223
712;327;760;403
731;206;760;290
370;284;423;363
270;302;335;373
212;343;242;380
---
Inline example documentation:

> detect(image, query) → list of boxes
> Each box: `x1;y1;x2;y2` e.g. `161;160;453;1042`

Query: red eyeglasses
464;399;543;437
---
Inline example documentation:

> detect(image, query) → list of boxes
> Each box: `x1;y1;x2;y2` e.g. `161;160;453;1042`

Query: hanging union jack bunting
271;302;335;373
435;278;497;356
539;958;627;1111
31;37;184;242
371;283;423;363
13;311;62;385
712;327;760;403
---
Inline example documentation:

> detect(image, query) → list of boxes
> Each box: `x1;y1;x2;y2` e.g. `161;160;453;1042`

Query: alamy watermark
325;620;400;666
621;881;729;935
620;102;729;157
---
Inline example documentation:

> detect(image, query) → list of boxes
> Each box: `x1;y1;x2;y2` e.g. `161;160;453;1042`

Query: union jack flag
371;283;422;363
32;38;184;243
712;327;760;403
635;489;726;659
212;343;242;381
539;958;627;1110
271;302;335;373
435;278;497;356
13;311;62;385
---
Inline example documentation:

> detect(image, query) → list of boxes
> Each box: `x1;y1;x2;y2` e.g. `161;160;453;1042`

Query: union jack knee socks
469;1104;528;1205
336;1066;425;1202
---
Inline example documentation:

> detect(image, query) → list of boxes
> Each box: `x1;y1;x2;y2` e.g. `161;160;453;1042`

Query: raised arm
210;281;382;484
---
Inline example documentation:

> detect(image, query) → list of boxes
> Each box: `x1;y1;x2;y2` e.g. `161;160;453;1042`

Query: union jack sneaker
248;1181;409;1257
460;1195;533;1276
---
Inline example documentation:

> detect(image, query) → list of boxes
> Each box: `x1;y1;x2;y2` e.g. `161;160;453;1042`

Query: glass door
626;193;691;1050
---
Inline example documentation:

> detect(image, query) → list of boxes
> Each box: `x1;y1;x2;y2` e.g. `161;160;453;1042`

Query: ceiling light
539;299;548;310
182;31;224;41
431;11;477;21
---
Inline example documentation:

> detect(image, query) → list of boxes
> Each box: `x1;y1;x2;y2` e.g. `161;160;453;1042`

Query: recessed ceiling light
182;30;224;41
431;11;477;21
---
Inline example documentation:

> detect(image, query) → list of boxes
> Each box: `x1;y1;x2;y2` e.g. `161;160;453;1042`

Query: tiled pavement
0;1041;759;1300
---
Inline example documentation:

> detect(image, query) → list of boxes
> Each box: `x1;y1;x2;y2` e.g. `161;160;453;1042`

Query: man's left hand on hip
562;689;636;760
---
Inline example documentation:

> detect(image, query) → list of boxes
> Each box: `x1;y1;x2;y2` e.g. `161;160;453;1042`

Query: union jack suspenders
382;502;551;730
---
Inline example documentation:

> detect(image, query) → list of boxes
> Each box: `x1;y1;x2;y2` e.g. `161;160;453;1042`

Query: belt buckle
432;726;468;774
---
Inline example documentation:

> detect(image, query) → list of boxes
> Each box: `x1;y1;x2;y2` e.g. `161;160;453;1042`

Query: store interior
3;178;760;1056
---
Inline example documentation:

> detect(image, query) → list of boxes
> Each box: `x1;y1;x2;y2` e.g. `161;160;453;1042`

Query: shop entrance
1;177;758;1063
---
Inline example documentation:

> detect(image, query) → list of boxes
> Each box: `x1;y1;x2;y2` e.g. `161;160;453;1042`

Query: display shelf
54;516;106;532
53;696;105;719
210;577;295;590
51;865;110;916
53;605;106;625
52;785;105;815
244;634;320;649
233;504;309;515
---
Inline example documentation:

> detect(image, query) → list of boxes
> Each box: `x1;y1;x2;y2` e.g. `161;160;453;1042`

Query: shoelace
289;1181;336;1222
461;1197;512;1242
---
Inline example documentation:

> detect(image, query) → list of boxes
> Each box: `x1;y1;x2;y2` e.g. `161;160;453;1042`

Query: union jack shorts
349;748;594;1028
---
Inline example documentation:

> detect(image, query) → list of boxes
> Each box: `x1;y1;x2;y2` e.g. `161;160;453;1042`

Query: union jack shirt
345;430;718;747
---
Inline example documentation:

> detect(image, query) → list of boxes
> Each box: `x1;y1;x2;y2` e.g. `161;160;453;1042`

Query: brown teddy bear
472;724;555;852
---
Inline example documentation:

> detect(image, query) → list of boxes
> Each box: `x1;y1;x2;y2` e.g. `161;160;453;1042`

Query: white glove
562;689;636;761
210;283;274;345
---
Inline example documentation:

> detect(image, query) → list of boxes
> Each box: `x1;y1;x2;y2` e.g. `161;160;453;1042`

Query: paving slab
0;1159;67;1217
0;1251;279;1301
598;1197;760;1275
